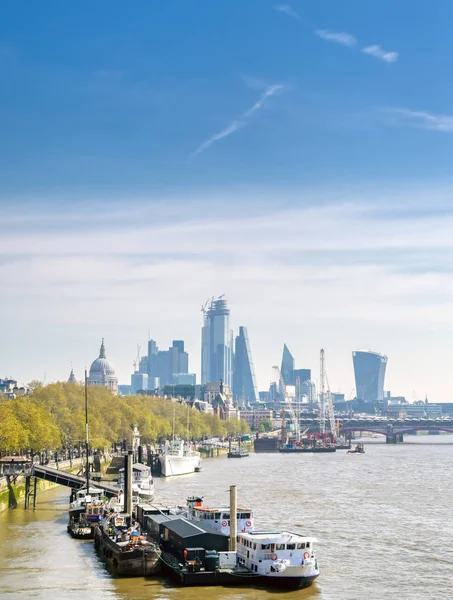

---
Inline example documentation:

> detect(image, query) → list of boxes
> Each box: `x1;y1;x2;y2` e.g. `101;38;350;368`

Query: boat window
262;544;270;550
254;565;258;572
222;513;230;519
253;543;256;550
296;543;305;549
306;542;310;548
270;544;275;551
241;512;251;519
276;544;285;550
287;543;296;550
215;512;221;519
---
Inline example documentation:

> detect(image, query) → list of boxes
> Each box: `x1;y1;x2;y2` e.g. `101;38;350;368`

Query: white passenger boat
159;440;202;477
237;529;320;589
118;463;154;502
176;495;254;535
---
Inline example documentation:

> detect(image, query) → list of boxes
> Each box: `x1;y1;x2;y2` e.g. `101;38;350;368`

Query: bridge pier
386;433;404;444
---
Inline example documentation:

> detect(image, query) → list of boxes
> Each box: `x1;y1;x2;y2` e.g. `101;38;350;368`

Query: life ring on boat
304;552;310;559
221;520;228;527
270;553;278;561
245;520;252;527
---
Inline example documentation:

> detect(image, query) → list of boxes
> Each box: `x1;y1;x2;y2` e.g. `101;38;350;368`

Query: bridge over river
298;416;453;443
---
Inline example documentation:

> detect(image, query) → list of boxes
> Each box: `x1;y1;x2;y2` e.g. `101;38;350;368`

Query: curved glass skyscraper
352;350;387;403
201;297;233;388
233;326;259;404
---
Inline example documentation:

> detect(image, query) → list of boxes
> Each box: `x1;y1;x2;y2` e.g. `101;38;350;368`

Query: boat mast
85;369;89;491
172;406;176;445
319;349;325;436
186;405;190;442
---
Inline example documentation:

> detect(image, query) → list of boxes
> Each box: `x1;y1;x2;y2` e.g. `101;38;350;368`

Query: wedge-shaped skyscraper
233;326;259;404
281;343;295;385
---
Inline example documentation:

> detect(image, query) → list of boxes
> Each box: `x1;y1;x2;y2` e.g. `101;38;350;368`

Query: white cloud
191;120;244;157
273;4;301;21
3;188;453;402
314;29;357;47
362;44;398;63
192;84;285;157
384;108;453;132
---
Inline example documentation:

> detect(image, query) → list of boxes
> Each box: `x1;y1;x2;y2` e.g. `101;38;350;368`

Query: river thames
1;437;452;600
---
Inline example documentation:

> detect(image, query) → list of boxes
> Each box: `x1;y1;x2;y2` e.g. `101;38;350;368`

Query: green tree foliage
257;418;274;433
0;383;249;453
0;402;29;451
0;398;61;453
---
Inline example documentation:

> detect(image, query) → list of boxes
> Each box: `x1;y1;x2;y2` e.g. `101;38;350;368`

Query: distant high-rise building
281;344;295;385
139;356;148;374
201;297;233;388
293;369;311;384
147;340;159;378
146;339;189;387
233;326;259;404
131;373;148;394
301;380;316;403
352;350;387;403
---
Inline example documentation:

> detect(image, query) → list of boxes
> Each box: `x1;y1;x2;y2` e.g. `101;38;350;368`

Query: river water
1;437;452;600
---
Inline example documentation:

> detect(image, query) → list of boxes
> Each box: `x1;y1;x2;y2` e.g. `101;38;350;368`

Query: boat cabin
118;463;153;486
236;530;317;575
69;486;105;523
182;496;254;535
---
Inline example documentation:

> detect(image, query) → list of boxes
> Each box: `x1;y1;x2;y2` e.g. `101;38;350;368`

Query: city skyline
2;1;453;402
0;303;429;402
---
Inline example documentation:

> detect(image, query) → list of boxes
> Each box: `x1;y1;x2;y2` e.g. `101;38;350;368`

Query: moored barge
94;513;161;576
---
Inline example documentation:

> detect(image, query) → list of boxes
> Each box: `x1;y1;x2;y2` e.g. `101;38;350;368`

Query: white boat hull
159;454;201;477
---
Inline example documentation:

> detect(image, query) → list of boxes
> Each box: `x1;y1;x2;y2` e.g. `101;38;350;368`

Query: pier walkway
31;464;119;497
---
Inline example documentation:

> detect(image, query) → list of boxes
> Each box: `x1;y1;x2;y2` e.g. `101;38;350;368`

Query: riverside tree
0;382;249;453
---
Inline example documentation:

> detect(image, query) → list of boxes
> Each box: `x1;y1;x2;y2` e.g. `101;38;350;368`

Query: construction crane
322;351;337;441
319;350;326;436
133;343;141;373
273;365;300;442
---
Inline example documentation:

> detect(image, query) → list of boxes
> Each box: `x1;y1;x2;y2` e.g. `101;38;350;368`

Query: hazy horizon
2;1;453;402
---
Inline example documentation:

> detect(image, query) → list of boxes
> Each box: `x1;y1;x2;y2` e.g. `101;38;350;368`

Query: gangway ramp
32;464;119;497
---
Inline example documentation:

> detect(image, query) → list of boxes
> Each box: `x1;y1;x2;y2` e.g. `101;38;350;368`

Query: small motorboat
348;443;365;454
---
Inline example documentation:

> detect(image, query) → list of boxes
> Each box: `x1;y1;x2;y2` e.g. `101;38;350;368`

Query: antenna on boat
172;405;176;445
85;369;89;492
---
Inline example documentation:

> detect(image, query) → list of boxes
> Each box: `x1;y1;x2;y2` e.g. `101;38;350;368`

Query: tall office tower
352;350;387;403
233;326;259;405
138;356;148;374
170;340;189;375
293;369;311;384
281;344;295;385
147;339;159;379
201;296;233;388
147;339;189;387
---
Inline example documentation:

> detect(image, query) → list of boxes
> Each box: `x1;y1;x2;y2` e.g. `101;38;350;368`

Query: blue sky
2;1;453;400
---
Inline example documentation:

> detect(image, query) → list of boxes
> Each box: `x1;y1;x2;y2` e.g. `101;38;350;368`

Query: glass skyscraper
233;326;259;404
201;297;233;388
147;339;189;387
352;350;387;403
281;344;295;385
